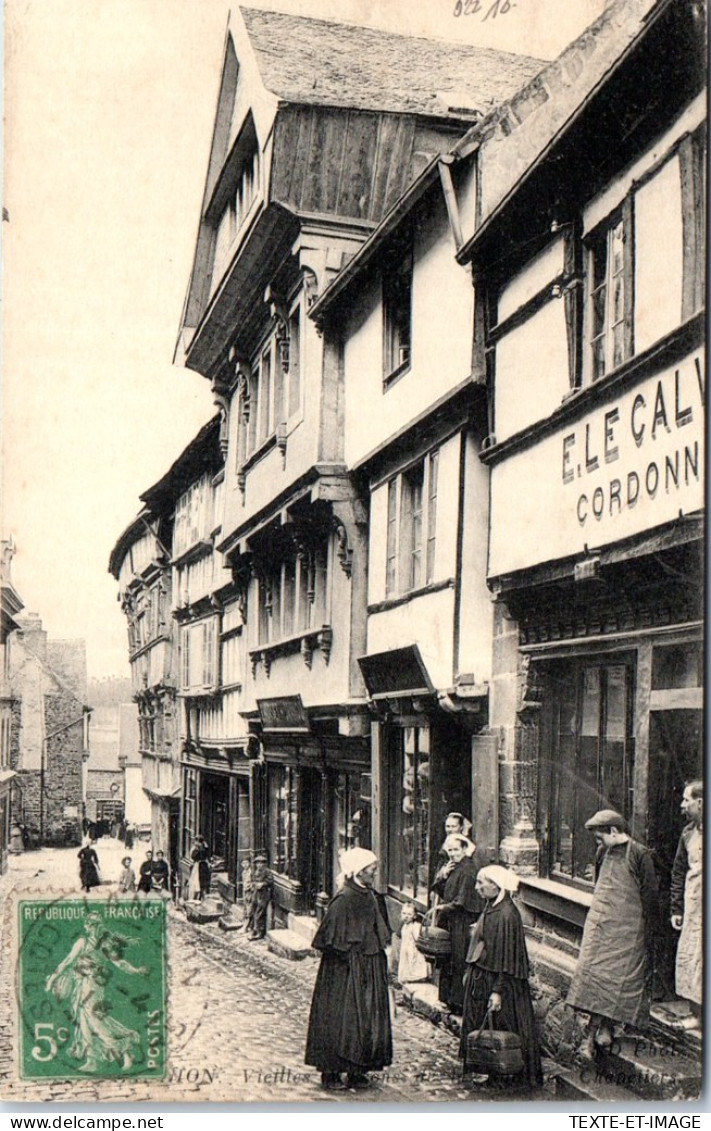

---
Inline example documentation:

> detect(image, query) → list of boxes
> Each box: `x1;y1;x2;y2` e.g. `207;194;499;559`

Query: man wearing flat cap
567;809;659;1055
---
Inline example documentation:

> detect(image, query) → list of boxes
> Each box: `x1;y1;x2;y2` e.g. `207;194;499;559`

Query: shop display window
269;765;299;878
387;726;430;900
547;658;634;883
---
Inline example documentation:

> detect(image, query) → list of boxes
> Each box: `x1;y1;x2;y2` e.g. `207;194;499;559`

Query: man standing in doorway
671;781;702;1027
567;809;659;1056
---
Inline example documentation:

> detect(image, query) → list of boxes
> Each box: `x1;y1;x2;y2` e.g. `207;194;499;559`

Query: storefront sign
489;351;705;576
257;695;310;733
358;644;433;699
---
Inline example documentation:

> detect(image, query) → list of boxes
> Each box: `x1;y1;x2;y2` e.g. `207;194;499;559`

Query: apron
567;840;648;1025
675;827;702;1005
397;922;429;983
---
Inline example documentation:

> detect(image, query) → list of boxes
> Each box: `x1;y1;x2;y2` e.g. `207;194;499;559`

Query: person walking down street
246;856;272;940
137;850;154;895
671;781;703;1026
124;822;135;851
305;847;392;1092
566;809;660;1056
459;865;542;1090
118;856;136;894
78;840;101;892
431;833;484;1014
151;850;171;895
189;836;211;901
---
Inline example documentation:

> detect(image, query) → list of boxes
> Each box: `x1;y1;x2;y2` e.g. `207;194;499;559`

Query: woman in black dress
137;850;154;894
305;847;392;1091
190;837;211;900
78;842;101;892
459;865;542;1089
431;833;483;1014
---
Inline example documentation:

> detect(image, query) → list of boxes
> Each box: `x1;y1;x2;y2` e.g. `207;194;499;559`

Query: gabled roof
139;413;223;512
240;7;544;119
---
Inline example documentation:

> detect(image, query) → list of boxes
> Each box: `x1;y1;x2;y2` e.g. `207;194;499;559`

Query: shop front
359;645;491;914
255;696;371;922
179;746;253;903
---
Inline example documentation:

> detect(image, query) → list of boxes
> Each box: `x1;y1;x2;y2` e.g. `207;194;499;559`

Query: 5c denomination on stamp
18;898;167;1080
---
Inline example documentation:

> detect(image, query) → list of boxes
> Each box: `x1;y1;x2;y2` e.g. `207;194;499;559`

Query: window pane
652;643;702;689
386;479;397;595
426;450;438;582
288;309;301;417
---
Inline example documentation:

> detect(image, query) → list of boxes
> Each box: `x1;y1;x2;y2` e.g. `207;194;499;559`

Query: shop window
383;240;412;383
269;765;299;878
587;210;631;381
183;768;198;857
387;726;430;900
546;658;635;883
384;451;438;597
335;772;371;857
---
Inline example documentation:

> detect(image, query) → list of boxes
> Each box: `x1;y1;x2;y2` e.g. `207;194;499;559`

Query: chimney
16;613;48;662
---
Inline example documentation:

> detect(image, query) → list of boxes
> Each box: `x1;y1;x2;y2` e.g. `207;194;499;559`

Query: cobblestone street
0;842;549;1105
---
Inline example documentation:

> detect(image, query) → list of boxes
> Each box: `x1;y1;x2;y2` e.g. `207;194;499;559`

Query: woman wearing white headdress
459;865;542;1090
305;847;392;1092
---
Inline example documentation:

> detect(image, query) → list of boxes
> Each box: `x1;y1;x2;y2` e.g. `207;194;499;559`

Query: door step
287;913;319;943
267;928;315;960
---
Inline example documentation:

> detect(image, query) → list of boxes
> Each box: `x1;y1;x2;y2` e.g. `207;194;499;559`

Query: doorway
647;708;703;999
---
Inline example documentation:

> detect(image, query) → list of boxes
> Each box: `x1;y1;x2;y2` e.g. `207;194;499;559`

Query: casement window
386;725;430;900
174;475;211;556
0;712;11;769
182;768;198;857
257;538;328;646
213;148;260;282
180;617;218;692
383;239;413;383
544;656;635;883
287;302;302;418
384;450;438;597
586;203;634;382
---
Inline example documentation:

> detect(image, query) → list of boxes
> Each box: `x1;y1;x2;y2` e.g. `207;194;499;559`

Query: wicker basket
415;905;451;958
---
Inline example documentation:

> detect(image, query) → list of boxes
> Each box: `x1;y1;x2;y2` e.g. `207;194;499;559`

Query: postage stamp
17;898;167;1081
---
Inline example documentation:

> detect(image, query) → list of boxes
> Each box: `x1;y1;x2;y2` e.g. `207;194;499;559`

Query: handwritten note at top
453;0;516;18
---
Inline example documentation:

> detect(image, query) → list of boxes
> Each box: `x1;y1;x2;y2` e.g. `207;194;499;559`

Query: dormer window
208;115;261;292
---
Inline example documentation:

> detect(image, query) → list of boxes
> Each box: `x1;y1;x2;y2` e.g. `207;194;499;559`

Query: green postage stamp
17;899;167;1080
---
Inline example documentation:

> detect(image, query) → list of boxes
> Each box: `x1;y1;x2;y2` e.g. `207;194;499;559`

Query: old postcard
1;0;705;1107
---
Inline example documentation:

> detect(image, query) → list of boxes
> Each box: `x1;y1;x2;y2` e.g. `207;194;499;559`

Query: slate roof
240;7;545;119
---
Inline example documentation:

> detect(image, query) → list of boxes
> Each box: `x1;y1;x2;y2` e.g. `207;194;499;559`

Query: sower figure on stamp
246;855;272;940
671;781;703;1028
305;848;392;1092
567;809;659;1057
45;911;149;1073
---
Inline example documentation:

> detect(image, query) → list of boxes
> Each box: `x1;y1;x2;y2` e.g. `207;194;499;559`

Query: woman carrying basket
459;865;542;1089
430;833;483;1014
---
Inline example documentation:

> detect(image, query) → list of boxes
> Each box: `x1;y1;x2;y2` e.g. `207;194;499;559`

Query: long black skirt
459;965;543;1089
438;908;477;1013
305;949;393;1073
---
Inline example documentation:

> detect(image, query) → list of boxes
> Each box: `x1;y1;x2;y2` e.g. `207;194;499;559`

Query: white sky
1;0;607;679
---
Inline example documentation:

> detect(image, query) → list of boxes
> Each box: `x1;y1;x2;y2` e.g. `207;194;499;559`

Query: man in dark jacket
670;781;702;1024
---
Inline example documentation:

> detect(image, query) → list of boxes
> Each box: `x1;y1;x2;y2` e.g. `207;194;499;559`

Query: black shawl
312;880;391;955
465;893;529;979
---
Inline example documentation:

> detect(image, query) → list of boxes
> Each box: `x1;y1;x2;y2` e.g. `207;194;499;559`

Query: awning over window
358;645;433;701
